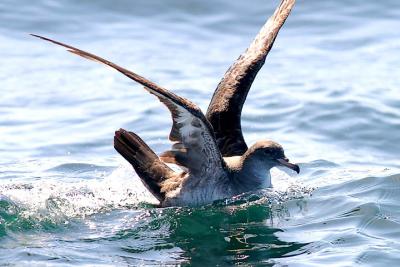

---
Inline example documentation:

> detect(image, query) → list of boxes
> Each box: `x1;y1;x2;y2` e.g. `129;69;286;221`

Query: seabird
31;0;299;207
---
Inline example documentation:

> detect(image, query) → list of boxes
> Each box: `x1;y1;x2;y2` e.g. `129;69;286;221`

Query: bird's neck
233;155;273;192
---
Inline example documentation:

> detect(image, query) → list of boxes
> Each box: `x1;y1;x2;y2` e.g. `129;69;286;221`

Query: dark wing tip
30;34;66;47
30;33;41;38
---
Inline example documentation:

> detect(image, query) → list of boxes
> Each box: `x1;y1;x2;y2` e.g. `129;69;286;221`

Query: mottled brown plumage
114;129;173;201
31;0;299;207
206;0;295;157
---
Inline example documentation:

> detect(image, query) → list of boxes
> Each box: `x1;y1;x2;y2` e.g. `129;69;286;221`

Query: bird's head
245;140;300;174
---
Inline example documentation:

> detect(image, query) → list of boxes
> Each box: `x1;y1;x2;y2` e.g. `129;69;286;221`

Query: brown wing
206;0;296;157
114;129;175;202
31;34;227;180
147;90;226;179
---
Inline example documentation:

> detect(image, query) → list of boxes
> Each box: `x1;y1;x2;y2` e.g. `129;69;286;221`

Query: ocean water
1;0;400;265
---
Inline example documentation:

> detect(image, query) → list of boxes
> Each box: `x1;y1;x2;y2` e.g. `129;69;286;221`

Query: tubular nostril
115;128;125;137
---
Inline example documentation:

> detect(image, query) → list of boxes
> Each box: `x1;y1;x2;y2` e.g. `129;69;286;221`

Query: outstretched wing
206;0;295;157
31;34;226;179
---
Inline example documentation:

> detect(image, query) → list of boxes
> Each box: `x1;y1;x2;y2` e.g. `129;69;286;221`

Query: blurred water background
1;0;400;266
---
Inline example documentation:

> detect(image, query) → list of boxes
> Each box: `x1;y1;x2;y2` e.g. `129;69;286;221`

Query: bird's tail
114;128;174;202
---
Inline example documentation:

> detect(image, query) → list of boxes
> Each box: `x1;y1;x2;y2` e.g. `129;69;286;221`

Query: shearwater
32;0;299;207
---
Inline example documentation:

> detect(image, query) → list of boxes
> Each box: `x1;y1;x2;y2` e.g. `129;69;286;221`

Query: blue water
1;0;400;265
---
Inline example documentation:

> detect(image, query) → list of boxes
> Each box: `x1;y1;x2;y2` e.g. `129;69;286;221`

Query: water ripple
1;0;400;265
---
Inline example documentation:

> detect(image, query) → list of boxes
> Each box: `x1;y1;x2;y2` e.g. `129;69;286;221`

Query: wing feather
31;34;226;179
206;0;296;156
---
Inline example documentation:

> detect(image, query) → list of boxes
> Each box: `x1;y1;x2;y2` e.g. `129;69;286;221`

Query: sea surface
1;0;400;266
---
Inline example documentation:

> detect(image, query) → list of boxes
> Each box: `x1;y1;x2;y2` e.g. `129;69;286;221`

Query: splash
0;160;158;231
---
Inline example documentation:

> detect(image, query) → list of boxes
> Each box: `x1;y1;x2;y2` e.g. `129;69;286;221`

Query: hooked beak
277;158;300;174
